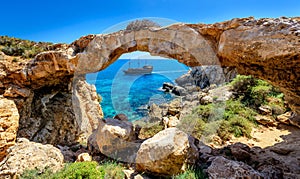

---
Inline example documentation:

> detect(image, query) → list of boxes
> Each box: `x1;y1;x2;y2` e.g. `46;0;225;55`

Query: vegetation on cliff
126;19;161;31
178;75;287;142
0;36;52;59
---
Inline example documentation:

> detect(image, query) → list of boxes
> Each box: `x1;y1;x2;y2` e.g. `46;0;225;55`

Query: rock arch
1;17;299;150
75;24;219;74
74;17;300;116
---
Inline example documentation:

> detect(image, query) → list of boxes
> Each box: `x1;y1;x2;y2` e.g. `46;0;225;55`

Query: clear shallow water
86;59;189;121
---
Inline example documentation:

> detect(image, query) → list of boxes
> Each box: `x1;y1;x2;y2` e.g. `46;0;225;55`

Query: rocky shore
0;17;300;178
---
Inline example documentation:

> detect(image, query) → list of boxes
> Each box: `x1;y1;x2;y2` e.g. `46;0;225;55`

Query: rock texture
0;96;19;162
75;17;300;116
206;156;264;178
0;17;299;165
95;118;140;163
175;66;237;89
136;128;199;176
0;138;64;178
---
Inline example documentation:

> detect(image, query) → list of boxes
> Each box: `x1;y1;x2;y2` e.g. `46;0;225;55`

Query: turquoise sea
86;59;189;121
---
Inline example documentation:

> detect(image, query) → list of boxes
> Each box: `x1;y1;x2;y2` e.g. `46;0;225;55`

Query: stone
162;82;174;92
276;111;292;125
270;146;294;155
96;118;140;163
167;98;181;116
171;86;187;96
114;113;129;121
72;77;102;141
87;129;101;155
200;95;213;105
148;103;162;123
289;112;300;128
76;152;92;162
259;105;273;115
167;116;180;127
255;115;278;127
198;143;212;154
176;66;237;89
0;138;64;178
136;128;199;176
229;142;251;161
206;156;264;178
0;96;19;162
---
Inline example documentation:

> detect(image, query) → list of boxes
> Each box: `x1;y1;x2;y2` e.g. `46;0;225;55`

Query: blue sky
1;0;299;43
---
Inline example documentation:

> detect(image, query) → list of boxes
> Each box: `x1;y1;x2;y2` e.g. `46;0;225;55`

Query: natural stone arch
75;24;219;75
73;17;300;118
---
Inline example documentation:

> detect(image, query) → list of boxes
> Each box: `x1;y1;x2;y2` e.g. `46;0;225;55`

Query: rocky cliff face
0;49;101;149
175;65;237;89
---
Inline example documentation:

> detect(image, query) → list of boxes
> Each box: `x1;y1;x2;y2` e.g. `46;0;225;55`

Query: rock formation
136;128;199;176
175;66;237;89
95;118;140;163
0;138;64;178
75;17;300;117
0;96;19;161
0;16;299;177
206;156;264;178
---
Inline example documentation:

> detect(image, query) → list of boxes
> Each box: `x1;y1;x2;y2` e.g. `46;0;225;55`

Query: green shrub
21;161;125;179
99;162;125;179
20;167;53;179
0;35;52;59
229;75;285;108
178;99;256;141
173;166;207;179
49;162;103;179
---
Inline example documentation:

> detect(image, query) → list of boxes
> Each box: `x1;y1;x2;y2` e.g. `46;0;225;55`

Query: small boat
123;65;153;74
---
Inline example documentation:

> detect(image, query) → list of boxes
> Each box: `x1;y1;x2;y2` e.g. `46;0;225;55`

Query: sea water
86;59;189;121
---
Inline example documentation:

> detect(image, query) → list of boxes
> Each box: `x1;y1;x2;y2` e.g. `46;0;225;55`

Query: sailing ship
123;60;153;74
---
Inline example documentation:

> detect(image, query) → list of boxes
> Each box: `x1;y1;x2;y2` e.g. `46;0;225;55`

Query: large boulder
175;66;237;89
0;96;19;162
0;138;64;178
148;103;163;123
206;156;264;178
96;119;140;163
136;128;199;176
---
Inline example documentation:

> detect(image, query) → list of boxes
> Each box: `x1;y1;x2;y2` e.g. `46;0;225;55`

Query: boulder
148;103;162;123
175;66;237;89
162;82;174;92
0;96;19;162
96;119;140;163
87;129;101;155
136;128;199;176
229;142;251;161
255;115;278;127
200;95;213;105
167;116;180;128
171;86;187;96
276;111;292;125
167;98;181;116
259;105;273;115
0;138;64;178
289;112;300;128
114;113;129;121
76;153;92;162
206;156;264;178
